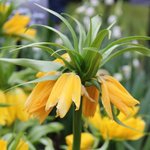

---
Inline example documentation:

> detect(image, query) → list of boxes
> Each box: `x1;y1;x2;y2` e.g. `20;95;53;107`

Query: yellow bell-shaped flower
99;75;139;119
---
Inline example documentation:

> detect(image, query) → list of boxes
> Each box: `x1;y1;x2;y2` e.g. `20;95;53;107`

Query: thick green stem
72;100;82;150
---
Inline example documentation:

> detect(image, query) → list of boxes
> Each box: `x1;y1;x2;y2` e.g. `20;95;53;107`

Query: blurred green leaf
0;58;62;72
39;138;55;150
28;122;64;142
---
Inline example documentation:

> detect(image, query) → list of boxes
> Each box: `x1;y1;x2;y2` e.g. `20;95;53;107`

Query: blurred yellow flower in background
16;139;29;150
0;88;28;126
66;133;94;150
3;13;36;37
89;106;145;140
0;139;7;150
5;88;29;125
99;75;139;119
0;139;28;150
0;91;9;125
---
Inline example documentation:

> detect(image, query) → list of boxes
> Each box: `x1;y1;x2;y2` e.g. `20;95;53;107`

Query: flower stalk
73;99;82;150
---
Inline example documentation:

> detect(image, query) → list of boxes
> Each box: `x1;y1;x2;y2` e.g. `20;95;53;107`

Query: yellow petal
66;133;94;150
24;28;36;37
89;106;145;141
54;53;70;65
25;80;55;123
82;86;99;117
3;13;30;34
101;80;113;119
105;75;131;95
109;94;131;116
106;81;139;107
0;140;7;150
46;73;68;110
5;91;17;125
14;88;29;122
16;139;28;150
30;106;52;124
88;106;102;130
56;73;75;118
0;91;8;125
72;75;81;110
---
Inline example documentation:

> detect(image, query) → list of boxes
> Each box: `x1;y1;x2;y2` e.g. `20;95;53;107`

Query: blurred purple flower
131;0;150;5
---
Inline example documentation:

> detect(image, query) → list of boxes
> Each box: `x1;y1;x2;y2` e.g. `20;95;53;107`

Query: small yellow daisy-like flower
89;106;145;140
99;74;139;119
66;133;94;150
0;139;7;150
3;13;36;37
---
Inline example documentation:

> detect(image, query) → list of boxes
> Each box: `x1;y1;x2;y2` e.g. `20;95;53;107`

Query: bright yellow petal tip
0;140;7;150
66;133;94;150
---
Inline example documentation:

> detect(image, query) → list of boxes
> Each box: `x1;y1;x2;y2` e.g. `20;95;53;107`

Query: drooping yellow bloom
0;139;28;150
0;139;7;150
0;91;8;125
3;13;36;37
89;106;145;140
25;71;81;122
82;86;99;117
25;54;79;123
66;133;94;150
99;75;139;119
5;88;28;125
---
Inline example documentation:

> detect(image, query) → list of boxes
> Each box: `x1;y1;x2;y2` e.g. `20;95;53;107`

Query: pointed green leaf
30;24;73;49
62;13;86;53
28;122;64;142
0;58;62;72
101;46;150;66
82;48;102;80
91;29;110;49
102;36;150;53
5;74;60;92
35;3;78;50
91;15;102;42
